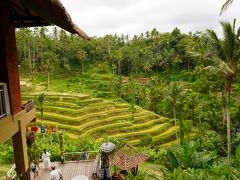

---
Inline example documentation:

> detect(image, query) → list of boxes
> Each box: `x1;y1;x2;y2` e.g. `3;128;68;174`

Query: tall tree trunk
179;104;184;146
173;105;178;139
173;105;177;126
118;60;121;75
81;59;84;74
226;90;231;163
222;91;226;124
199;114;203;146
47;71;50;91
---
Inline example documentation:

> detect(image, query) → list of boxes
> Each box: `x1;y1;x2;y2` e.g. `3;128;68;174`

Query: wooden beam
0;108;36;145
0;115;18;144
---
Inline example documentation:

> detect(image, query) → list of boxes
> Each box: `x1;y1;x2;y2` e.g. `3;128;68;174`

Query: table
71;175;88;180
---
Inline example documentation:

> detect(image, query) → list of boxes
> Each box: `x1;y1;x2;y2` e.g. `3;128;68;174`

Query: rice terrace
1;0;240;179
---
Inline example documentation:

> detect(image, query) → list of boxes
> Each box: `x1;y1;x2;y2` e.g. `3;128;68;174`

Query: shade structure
100;142;115;153
9;0;89;39
112;144;148;170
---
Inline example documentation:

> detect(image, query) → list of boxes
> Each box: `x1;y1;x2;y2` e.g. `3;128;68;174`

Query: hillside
22;93;179;146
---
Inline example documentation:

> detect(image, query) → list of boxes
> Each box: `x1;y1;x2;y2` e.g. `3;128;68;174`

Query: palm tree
35;93;46;126
207;20;240;162
166;81;186;144
166;82;186;126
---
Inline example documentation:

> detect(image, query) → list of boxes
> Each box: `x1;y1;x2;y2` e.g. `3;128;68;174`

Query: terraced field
22;93;179;146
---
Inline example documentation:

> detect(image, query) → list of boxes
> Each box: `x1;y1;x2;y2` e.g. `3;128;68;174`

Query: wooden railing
6;164;16;179
92;155;100;179
62;151;99;162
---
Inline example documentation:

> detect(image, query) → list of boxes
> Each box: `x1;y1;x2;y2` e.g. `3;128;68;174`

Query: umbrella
100;142;115;153
112;144;148;170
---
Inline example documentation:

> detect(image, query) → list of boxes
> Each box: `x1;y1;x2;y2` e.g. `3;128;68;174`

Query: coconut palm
166;81;186;144
166;81;186;126
35;93;46;126
207;20;240;162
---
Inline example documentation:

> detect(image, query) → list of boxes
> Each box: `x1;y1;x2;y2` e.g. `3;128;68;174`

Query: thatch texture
112;144;148;170
9;0;89;39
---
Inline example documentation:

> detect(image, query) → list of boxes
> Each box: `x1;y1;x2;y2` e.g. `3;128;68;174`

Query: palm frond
207;29;224;58
204;58;233;76
221;22;236;61
220;0;234;15
207;29;220;44
237;27;240;39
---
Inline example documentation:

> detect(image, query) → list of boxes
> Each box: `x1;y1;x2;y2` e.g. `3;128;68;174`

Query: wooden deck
34;161;97;180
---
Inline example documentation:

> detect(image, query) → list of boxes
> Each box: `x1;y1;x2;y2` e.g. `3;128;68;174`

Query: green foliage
199;131;226;156
125;169;149;180
140;134;153;147
94;63;111;74
142;148;168;164
95;81;111;91
164;141;217;171
0;140;14;164
35;93;46;123
76;136;98;151
15;23;240;179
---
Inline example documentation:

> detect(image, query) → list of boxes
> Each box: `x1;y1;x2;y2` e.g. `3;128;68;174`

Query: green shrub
96;91;113;98
94;63;111;74
0;140;14;164
140;135;153;147
95;81;111;91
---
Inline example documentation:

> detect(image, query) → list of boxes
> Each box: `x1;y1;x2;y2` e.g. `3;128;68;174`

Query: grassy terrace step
42;107;132;122
121;117;169;131
22;94;90;102
130;113;160;124
87;113;161;131
25;92;178;146
80;115;167;137
43;102;130;117
77;98;104;106
23;95;103;106
37;111;155;130
73;114;166;135
34;111;162;135
108;123;171;139
37;109;148;126
82;121;133;137
44;101;80;109
43;100;129;110
129;126;179;145
22;92;90;99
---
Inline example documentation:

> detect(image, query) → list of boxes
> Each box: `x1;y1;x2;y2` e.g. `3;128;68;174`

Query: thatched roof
9;0;89;39
112;144;148;170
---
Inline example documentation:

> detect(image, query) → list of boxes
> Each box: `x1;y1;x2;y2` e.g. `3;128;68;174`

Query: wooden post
0;1;30;179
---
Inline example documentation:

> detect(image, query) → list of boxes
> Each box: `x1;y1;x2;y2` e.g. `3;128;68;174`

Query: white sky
61;0;240;38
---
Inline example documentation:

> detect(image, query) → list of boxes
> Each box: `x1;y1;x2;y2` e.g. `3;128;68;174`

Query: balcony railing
63;151;99;161
22;100;35;113
6;164;16;179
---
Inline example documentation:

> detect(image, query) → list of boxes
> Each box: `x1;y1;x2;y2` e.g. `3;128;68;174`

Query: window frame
0;82;10;118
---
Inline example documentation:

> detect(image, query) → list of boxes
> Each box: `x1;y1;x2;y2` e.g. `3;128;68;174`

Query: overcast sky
61;0;240;38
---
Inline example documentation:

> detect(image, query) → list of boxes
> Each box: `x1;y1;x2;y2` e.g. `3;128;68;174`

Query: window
0;83;10;118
